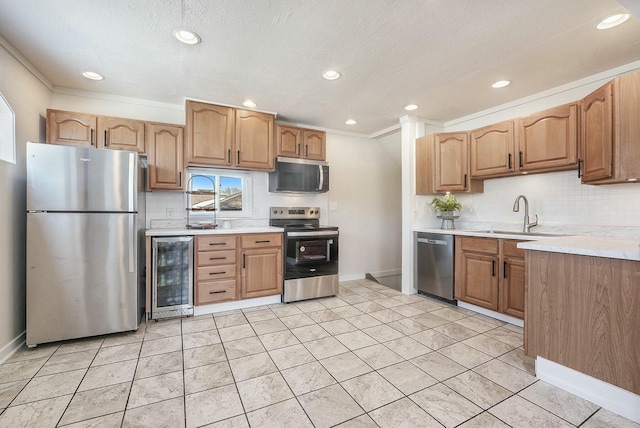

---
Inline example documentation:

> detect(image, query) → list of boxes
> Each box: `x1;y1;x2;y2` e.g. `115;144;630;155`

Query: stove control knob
273;210;277;214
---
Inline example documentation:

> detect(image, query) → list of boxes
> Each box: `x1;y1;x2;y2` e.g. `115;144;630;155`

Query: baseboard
193;295;282;316
0;331;26;365
536;357;640;424
339;273;366;282
367;269;402;278
456;301;524;327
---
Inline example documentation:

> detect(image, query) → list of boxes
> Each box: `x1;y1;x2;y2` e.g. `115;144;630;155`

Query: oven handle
286;230;339;238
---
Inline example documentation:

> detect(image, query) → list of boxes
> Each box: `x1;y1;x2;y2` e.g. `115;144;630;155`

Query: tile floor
0;279;638;427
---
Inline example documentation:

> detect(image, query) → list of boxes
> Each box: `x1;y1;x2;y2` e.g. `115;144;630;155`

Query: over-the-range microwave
269;157;329;193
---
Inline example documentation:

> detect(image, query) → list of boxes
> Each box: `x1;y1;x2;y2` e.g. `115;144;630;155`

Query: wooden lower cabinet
455;236;525;319
194;235;238;305
240;234;283;299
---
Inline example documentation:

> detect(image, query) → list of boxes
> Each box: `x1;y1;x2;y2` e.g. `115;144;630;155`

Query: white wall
0;42;51;358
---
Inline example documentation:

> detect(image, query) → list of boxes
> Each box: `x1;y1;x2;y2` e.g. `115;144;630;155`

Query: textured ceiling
1;0;639;135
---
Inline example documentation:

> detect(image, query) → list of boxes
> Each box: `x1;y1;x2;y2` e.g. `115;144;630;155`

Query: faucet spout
512;194;538;232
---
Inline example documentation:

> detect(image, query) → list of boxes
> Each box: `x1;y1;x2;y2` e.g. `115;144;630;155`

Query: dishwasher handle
417;238;450;246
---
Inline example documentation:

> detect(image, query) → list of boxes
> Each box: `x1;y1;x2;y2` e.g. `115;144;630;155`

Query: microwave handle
318;165;323;191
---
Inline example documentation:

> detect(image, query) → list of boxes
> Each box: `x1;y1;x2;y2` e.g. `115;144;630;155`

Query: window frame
186;167;253;218
0;92;16;164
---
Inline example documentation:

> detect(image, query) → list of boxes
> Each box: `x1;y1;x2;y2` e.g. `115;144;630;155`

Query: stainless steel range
270;207;339;303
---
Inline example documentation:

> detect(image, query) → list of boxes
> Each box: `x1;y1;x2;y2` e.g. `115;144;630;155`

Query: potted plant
431;193;461;229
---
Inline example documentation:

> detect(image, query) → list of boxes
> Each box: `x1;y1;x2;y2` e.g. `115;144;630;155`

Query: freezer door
26;141;137;212
27;212;140;345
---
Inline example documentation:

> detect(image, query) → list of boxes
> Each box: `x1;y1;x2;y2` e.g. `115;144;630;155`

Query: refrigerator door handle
129;215;135;273
128;153;136;211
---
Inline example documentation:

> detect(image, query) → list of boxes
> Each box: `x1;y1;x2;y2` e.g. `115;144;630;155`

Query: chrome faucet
513;195;538;232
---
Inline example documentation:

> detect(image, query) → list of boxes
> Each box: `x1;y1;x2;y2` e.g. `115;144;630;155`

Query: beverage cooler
151;236;194;319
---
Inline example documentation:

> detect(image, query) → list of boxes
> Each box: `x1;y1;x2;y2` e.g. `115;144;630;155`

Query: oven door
284;230;338;279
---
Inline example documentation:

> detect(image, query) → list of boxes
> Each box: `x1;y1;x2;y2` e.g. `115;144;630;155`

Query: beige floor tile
0;379;29;408
279;313;316;329
257;330;300;351
217;324;257;342
433;322;478;341
410;352;466;381
319;319;358;335
341;371;403;412
78;359;137;392
519;380;600;425
339;294;370;305
223;336;266;360
368;309;405;323
184;361;233;394
37;351;96;376
457;411;511;427
375;298;405;309
182;343;226;369
377;361;438;395
139;336;182;358
11;369;84;405
353;344;403;370
92;342;142;366
319;297;350;309
410;329;458;350
185;384;244;428
335;331;378;351
438;343;493;369
383;336;431;359
127;371;184;409
489;395;573;427
483;326;524;347
462;334;514;357
236;372;294;412
331;305;365;318
6;344;58;363
204;414;250;428
410;300;449;313
59;382;131;426
361;324;404;342
304;336;349;360
0;358;48;383
246;398;313;428
307;309;343;323
344;314;383;329
410;312;450;328
369;396;442;428
297;384;364;428
0;394;72;427
281;361;336;395
444;370;512;409
134;350;183;380
143;321;182;340
294;300;327;313
581;408;640;428
123;397;184;427
473;359;536;392
387;318;429;335
180;317;217;334
290;324;330;342
454;316;501;333
54;337;104;355
63;411;124;428
334;414;378;427
268;343;315;370
214;313;249;328
352;301;387;314
496;348;535;375
320;352;372;382
243;309;276;323
270;304;304;318
182;329;221;349
101;329;145;348
410;383;483;427
228;352;277;382
390;304;425;317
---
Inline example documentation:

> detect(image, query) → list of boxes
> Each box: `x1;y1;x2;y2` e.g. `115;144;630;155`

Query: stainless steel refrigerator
26;141;146;346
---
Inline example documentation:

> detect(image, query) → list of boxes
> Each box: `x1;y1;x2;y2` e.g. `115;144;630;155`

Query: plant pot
436;211;460;230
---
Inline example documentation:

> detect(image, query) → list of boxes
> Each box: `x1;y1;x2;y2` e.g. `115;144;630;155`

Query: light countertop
146;226;283;237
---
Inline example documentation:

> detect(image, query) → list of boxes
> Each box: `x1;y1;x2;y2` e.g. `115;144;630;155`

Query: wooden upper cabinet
302;129;326;161
185;100;234;167
46;110;97;147
276;125;302;158
235;109;275;171
416;135;435;195
146;122;184;190
580;71;640;184
98;117;145;153
434;132;483;193
470;121;515;178
517;103;578;172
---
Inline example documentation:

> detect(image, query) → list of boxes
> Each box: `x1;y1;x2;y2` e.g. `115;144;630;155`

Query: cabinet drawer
197;250;236;266
459;237;498;254
503;240;525;258
241;233;283;249
197;235;237;251
197;264;236;281
196;280;236;305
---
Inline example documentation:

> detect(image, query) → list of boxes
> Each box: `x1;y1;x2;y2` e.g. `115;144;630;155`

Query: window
187;168;252;218
0;92;15;164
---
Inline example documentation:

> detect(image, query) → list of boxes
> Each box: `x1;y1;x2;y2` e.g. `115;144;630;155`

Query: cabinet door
46;110;97;147
517;103;578;172
456;249;499;311
235;109;275;171
185;101;234;166
435;132;469;192
98;117;145;153
302;129;326;161
276;125;302;158
580;82;613;182
240;247;283;299
501;256;525;319
146;123;184;190
470;121;515;178
416;135;435;195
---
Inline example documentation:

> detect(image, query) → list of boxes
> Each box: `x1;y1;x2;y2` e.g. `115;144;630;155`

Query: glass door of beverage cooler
151;236;194;319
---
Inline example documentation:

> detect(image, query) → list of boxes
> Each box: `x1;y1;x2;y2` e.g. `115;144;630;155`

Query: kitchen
1;1;640;427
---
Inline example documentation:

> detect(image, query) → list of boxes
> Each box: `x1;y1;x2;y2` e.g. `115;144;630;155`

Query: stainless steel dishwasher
415;232;455;301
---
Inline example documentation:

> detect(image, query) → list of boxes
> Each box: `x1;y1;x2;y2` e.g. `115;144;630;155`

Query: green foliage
431;193;462;212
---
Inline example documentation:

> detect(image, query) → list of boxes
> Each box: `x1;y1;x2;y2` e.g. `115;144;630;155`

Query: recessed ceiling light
492;80;511;88
174;29;201;45
82;71;104;81
242;100;256;108
345;119;356;125
404;104;419;111
597;13;630;30
323;70;341;80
